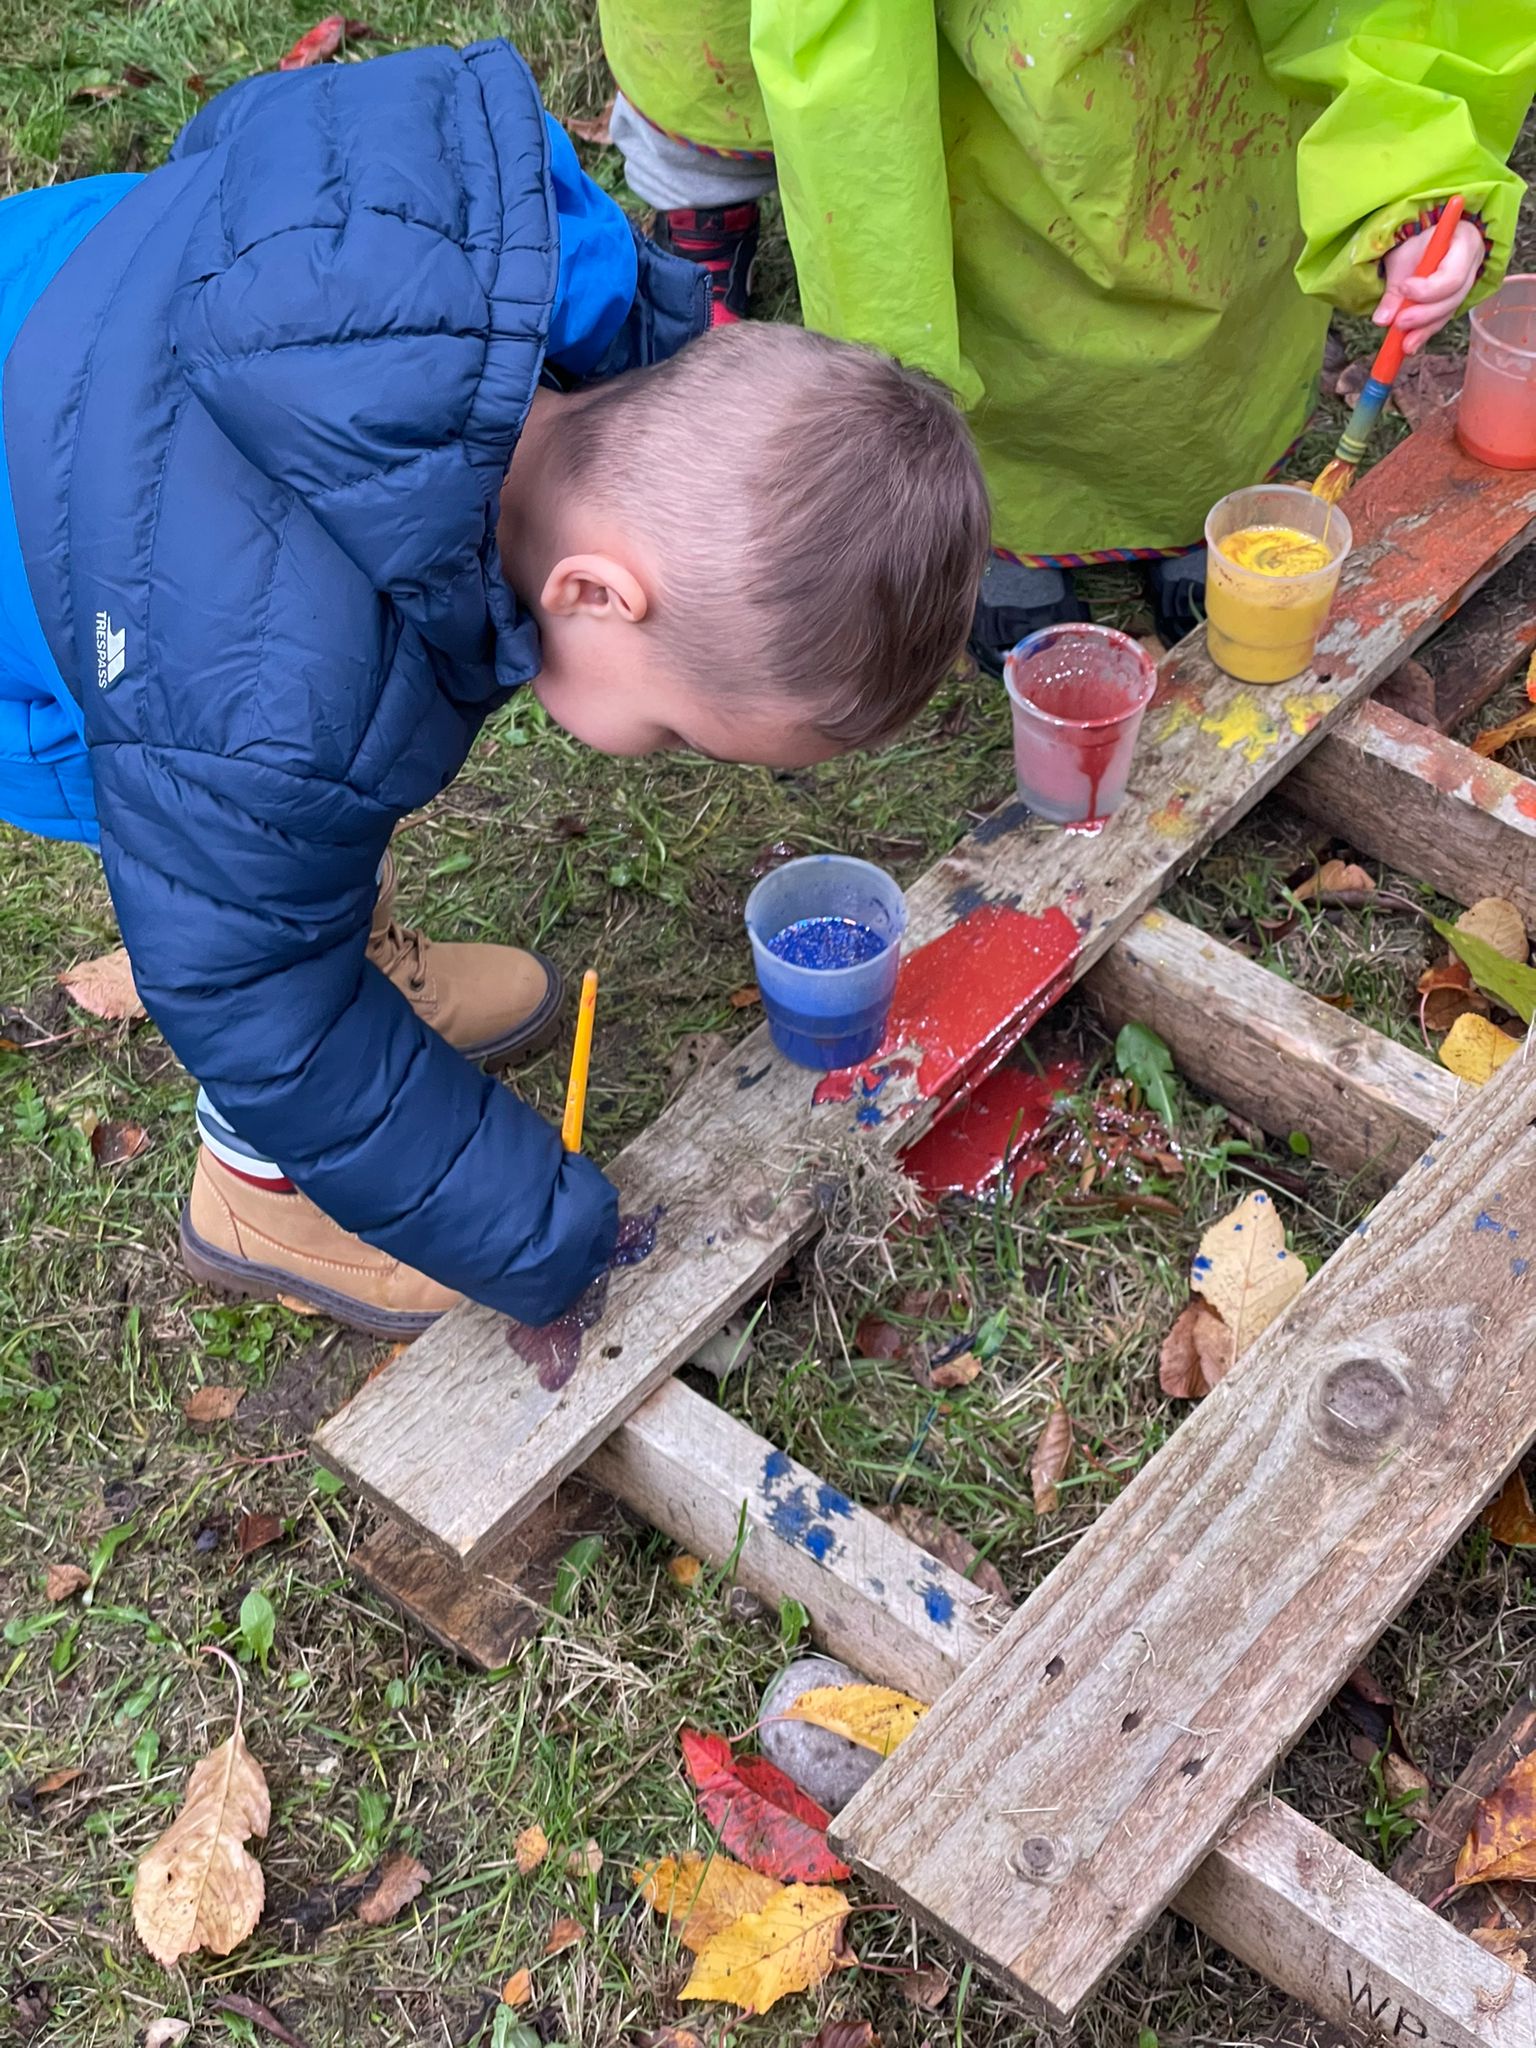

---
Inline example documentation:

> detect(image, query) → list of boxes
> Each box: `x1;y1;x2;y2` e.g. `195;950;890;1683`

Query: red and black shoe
652;202;759;325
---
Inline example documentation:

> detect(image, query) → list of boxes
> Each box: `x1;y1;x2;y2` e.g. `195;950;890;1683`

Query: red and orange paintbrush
1312;196;1465;506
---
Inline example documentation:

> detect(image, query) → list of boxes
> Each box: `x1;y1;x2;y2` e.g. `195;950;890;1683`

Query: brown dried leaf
1485;1468;1536;1546
801;2025;879;2048
853;1314;912;1364
1458;898;1529;965
750;840;804;879
729;985;762;1010
58;946;145;1020
1418;956;1488;1036
44;1562;90;1602
237;1513;285;1559
566;96;615;145
926;1349;981;1391
32;1767;84;1798
1472;706;1536;760
1334;357;1371;403
544;1913;585;1956
1030;1401;1074;1514
642;2031;706;2048
1159;1299;1236;1400
668;1553;703;1589
897;1962;951;2008
514;1823;549;1874
501;1968;533;2006
211;1994;310;2048
1291;858;1374;905
132;1720;269;1966
1456;1751;1536;1890
1392;349;1464;429
90;1119;150;1167
1381;1753;1430;1804
355;1849;429;1926
565;1838;603;1877
144;2023;193;2048
873;1503;1011;1605
182;1384;245;1426
1470;1927;1530;1972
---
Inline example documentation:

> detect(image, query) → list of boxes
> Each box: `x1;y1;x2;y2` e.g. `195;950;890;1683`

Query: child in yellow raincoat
600;1;1536;662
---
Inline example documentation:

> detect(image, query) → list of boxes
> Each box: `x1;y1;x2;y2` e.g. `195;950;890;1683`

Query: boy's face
531;622;845;770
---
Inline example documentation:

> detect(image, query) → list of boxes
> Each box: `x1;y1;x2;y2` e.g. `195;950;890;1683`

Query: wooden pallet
315;412;1536;2042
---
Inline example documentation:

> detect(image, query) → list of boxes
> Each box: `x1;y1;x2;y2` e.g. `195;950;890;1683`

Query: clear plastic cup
1003;623;1157;826
745;855;907;1070
1458;274;1536;470
1204;484;1352;686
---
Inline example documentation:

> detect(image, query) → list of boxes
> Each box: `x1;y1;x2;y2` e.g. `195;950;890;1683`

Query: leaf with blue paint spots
680;1730;850;1883
1189;1192;1306;1358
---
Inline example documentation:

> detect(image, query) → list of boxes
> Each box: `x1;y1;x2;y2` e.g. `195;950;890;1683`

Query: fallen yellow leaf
1190;1192;1306;1356
1456;1752;1536;1891
514;1824;549;1875
668;1554;703;1589
502;1968;533;2006
784;1684;928;1758
636;1851;780;1951
1472;705;1536;759
680;1882;850;2013
1457;898;1529;965
131;1679;269;1968
1485;1469;1536;1546
1440;1012;1522;1086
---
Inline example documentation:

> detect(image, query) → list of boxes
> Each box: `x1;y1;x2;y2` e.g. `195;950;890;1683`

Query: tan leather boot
180;1148;460;1337
367;851;563;1067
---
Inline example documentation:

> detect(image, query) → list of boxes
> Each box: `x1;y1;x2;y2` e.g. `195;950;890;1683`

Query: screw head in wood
1009;1833;1071;1885
1307;1353;1412;1460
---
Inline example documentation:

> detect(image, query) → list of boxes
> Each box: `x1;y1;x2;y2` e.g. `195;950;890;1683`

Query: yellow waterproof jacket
600;1;1536;557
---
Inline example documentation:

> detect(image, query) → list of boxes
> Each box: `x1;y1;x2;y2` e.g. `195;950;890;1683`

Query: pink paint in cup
1003;623;1158;828
1458;274;1536;470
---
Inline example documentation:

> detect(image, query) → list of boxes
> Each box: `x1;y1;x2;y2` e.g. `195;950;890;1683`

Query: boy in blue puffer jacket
0;40;988;1336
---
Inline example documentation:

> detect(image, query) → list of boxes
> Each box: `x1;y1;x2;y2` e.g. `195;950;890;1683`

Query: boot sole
179;1210;445;1340
462;953;566;1072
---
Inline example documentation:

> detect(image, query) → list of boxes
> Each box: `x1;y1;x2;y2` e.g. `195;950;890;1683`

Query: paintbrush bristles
1310;459;1354;506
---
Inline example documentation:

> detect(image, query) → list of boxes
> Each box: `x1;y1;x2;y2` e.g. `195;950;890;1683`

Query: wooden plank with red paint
316;407;1536;1566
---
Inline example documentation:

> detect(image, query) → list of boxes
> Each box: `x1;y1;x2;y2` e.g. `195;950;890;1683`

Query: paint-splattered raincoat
600;1;1536;559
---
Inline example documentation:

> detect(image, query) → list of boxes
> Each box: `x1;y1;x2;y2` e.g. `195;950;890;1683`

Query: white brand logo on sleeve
94;611;126;689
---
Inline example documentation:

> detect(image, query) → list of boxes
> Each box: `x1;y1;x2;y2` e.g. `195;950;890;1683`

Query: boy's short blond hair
558;323;990;746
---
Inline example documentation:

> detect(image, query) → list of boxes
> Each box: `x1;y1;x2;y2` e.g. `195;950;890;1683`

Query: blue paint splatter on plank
762;1449;793;1484
1515;1258;1530;1279
816;1483;855;1520
921;1583;954;1625
1475;1211;1504;1233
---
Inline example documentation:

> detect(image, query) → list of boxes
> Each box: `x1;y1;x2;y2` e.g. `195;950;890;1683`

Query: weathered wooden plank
1376;541;1536;734
1178;1801;1536;2048
832;1056;1536;2020
1085;909;1457;1185
316;407;1536;1566
350;1478;619;1668
1287;701;1536;926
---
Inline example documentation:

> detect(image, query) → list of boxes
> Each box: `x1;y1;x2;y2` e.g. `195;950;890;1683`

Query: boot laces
372;918;430;995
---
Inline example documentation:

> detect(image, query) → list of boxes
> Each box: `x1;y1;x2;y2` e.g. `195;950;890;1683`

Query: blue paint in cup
745;855;907;1070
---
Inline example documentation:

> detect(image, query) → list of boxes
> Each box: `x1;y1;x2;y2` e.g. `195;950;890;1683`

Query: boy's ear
540;553;650;624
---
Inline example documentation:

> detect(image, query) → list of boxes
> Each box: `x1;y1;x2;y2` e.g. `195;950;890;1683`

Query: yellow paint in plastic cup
1204;485;1352;685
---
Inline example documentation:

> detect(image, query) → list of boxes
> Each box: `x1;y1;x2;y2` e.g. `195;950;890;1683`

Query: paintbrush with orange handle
1312;196;1465;507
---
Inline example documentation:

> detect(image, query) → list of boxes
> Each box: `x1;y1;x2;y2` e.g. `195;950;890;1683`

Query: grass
3;5;1536;2046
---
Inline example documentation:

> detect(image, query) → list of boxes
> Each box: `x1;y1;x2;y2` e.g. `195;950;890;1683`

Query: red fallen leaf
238;1512;285;1558
277;16;374;69
566;97;615;146
681;1728;850;1882
90;1119;150;1167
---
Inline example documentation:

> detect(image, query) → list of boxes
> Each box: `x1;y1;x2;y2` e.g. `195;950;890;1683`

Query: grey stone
759;1653;880;1813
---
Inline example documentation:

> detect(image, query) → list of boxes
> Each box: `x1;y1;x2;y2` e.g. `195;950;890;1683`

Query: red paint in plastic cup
1003;624;1157;828
1459;275;1536;470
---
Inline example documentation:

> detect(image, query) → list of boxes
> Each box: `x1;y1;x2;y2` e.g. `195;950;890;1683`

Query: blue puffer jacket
2;41;707;1321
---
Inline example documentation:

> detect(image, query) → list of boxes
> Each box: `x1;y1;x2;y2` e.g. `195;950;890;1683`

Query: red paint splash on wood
907;1058;1084;1199
813;905;1080;1117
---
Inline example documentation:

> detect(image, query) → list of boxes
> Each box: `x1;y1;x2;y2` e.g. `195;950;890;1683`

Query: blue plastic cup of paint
745;855;907;1071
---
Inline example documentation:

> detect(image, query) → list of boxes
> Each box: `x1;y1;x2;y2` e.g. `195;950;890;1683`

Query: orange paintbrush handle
1373;195;1466;385
561;970;599;1154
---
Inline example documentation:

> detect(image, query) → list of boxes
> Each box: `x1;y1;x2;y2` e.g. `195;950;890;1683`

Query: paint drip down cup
745;854;907;1071
1004;624;1157;827
1205;484;1351;686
